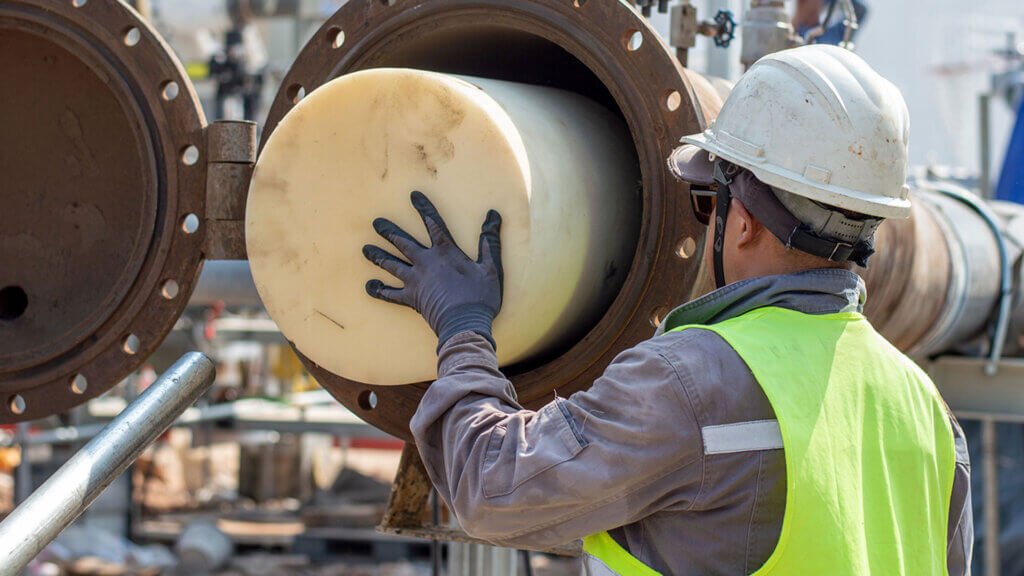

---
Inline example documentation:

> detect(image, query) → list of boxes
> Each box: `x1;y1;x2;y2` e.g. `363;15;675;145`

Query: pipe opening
365;24;621;114
0;29;155;364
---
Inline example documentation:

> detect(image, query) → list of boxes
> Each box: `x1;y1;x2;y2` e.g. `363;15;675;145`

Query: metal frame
927;355;1023;576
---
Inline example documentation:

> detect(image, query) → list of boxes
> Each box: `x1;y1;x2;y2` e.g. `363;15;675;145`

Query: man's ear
730;198;763;249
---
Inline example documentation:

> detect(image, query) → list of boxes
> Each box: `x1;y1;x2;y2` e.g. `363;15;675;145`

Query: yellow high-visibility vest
583;307;956;575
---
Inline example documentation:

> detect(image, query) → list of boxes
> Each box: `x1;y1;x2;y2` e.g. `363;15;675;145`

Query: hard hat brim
668;144;716;187
680;131;912;220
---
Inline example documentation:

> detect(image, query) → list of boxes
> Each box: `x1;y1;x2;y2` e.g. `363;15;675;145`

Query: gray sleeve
409;331;704;549
946;412;973;576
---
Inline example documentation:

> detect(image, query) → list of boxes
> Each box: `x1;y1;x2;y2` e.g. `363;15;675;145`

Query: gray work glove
363;191;503;351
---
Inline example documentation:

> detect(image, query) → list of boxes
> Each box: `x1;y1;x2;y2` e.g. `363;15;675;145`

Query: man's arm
410;332;704;549
362;194;703;548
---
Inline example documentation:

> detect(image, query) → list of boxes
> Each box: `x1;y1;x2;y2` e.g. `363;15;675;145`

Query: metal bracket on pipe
205;121;258;260
0;353;216;576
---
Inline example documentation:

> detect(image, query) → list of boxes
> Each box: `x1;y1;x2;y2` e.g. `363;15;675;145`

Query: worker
362;45;973;575
794;0;868;45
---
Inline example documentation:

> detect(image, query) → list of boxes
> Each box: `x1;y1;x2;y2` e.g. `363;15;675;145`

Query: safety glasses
689;185;717;226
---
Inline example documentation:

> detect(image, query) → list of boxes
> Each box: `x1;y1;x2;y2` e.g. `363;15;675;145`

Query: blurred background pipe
863;184;1024;360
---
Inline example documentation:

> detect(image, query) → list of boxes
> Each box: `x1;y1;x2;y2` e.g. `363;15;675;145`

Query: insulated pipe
0;353;216;575
862;185;1024;359
190;261;262;308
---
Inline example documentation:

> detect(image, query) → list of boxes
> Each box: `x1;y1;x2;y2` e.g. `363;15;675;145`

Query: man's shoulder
645;324;738;363
638;327;775;426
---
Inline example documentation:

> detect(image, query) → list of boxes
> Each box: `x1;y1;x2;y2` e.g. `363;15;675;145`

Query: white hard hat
675;44;912;220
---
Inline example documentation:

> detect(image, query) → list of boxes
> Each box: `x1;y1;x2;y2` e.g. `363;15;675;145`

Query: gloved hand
363;191;503;350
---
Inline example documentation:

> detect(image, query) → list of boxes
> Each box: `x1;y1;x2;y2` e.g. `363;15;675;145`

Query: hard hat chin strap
712;159;740;290
710;158;879;290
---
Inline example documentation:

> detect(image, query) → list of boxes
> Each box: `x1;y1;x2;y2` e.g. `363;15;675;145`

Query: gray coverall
411;269;974;575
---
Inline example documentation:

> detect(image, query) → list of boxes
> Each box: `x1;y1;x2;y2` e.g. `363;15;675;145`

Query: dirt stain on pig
413;143;438;178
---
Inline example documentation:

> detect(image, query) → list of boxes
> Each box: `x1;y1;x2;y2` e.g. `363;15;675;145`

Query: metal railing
0;352;216;576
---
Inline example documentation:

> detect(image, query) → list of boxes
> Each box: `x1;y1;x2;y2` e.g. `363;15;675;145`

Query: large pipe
191;261;262;308
862;184;1024;360
0;353;215;576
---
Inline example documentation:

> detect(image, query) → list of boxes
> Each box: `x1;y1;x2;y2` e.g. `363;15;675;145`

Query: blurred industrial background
1;0;1023;575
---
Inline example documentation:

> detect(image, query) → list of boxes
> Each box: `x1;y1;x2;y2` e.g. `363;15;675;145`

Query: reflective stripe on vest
582;307;956;575
582;532;661;575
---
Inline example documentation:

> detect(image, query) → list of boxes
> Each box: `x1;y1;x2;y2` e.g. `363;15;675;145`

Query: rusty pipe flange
261;0;710;440
0;0;207;422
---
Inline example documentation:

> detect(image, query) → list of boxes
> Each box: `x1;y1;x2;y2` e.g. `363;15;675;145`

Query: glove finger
362;245;412;281
373;218;425;260
365;279;410;307
477;210;503;273
411;191;455;248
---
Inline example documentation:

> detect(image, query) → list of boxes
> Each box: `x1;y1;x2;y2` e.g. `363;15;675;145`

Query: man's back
652;304;958;574
411;270;973;575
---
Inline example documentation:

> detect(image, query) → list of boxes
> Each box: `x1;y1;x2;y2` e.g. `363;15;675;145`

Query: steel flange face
262;0;710;440
0;0;207;422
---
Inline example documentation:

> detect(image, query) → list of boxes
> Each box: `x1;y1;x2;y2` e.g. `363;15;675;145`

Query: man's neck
729;252;852;284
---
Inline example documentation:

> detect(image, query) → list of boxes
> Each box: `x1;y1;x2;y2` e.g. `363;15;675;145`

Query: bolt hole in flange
161;81;179;101
664;89;682;112
287;84;306;104
358;390;379;411
72;0;87;7
676;236;697;259
161;279;180;299
181;145;199;166
123;27;140;46
0;286;28;321
71;374;88;395
327;27;345;49
623;29;643;51
181;213;200;234
122;333;141;355
649;305;669;328
8;395;25;415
